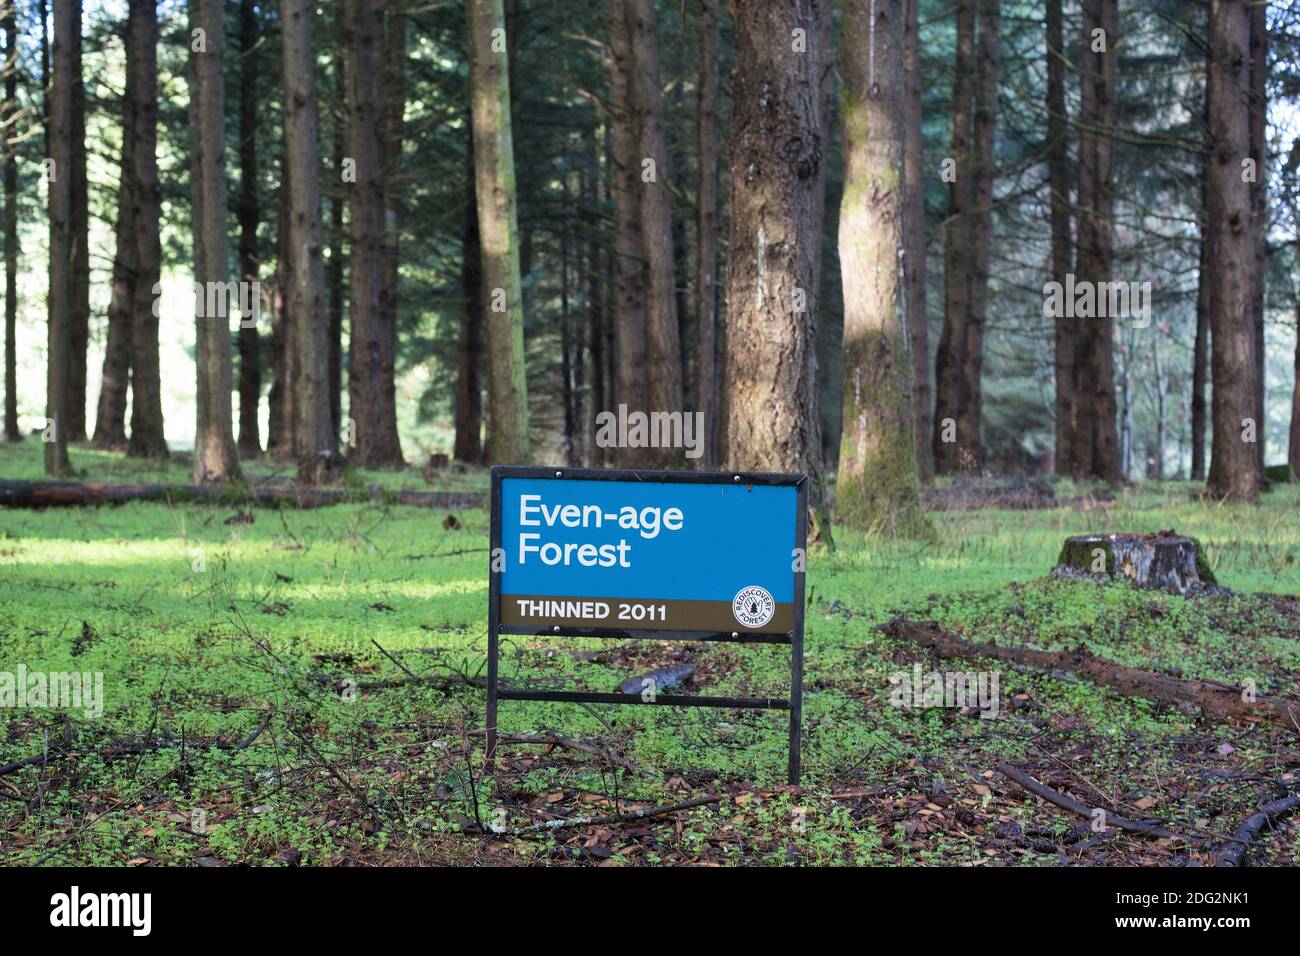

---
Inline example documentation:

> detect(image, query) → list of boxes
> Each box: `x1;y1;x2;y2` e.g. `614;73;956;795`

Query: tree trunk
836;0;924;535
630;0;682;465
377;1;408;467
1192;135;1210;481
268;144;296;462
932;0;974;473
1247;0;1267;472
67;1;88;442
237;0;262;458
1291;298;1299;478
468;0;530;464
584;126;606;467
694;0;720;468
454;126;483;463
282;0;338;484
1205;0;1260;501
1073;0;1120;481
722;0;831;543
2;4;17;442
46;0;74;475
902;0;930;482
955;0;998;471
327;50;344;441
608;0;646;464
1047;0;1076;478
190;0;241;482
345;0;399;468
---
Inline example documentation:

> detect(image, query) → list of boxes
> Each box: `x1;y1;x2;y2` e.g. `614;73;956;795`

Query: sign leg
788;631;803;786
486;625;499;768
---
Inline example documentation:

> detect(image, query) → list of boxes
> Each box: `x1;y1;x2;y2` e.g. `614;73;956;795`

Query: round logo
732;586;776;628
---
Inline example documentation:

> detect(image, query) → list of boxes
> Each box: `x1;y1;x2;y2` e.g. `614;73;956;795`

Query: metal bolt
553;625;561;633
733;475;741;482
731;631;739;639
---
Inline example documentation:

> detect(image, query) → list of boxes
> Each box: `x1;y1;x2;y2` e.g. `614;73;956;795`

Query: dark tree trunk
955;0;998;470
125;0;166;461
67;0;88;442
585;127;606;467
237;0;262;458
45;0;73;475
268;143;296;463
1073;0;1120;481
190;0;240;481
377;0;407;466
932;0;974;473
903;0;930;482
327;50;344;441
1205;0;1260;501
722;0;831;543
608;0;646;465
1047;0;1076;477
1192;148;1210;481
2;4;17;443
282;0;338;484
694;0;719;467
1247;0;1267;472
629;0;681;466
453;128;483;464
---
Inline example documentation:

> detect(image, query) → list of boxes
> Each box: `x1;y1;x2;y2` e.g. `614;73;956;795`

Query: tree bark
237;0;262;458
608;0;646;464
629;0;684;465
1073;0;1120;481
345;0;402;468
2;4;17;442
1192;130;1210;481
190;0;241;482
584;126;606;467
327;49;344;441
67;0;88;442
267;143;296;462
694;0;720;468
722;0;831;543
45;0;74;476
953;0;998;470
1047;0;1076;477
932;0;974;473
836;0;924;534
282;0;338;483
1205;0;1260;501
1247;0;1267;472
377;1;408;466
454;126;483;463
1291;297;1299;478
468;0;530;464
902;0;930;482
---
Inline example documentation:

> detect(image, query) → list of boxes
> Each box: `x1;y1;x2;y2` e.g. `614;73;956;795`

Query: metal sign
487;466;807;785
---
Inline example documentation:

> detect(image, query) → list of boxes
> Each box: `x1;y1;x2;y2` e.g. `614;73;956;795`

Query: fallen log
616;663;694;696
995;762;1192;841
492;793;722;837
1215;795;1300;867
880;617;1299;731
0;478;484;510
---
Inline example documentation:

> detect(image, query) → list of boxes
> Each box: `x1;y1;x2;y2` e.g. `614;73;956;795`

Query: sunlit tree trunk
836;0;924;534
468;0;529;463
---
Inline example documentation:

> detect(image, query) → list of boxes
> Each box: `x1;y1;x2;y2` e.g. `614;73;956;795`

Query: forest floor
1;441;1298;866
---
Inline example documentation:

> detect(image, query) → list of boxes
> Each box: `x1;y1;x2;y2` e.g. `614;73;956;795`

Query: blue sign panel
494;469;802;634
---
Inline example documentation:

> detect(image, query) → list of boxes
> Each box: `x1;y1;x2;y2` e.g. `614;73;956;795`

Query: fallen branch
492;794;722;837
882;617;1300;731
996;762;1194;842
467;729;636;771
0;478;484;511
1215;795;1300;867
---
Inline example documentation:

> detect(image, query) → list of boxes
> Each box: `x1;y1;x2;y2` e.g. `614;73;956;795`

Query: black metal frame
486;465;808;785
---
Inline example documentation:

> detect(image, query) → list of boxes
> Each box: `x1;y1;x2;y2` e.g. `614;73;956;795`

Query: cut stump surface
1052;531;1222;597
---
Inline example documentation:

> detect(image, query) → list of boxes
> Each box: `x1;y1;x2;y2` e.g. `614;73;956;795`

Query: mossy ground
1;440;1298;866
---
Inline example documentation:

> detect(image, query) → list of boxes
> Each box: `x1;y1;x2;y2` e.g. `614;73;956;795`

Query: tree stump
1052;531;1222;596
